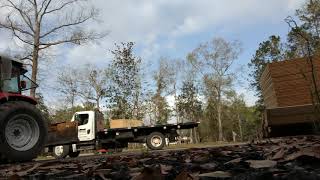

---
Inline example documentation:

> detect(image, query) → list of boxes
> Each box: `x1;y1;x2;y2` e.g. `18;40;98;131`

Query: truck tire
69;151;80;158
0;101;47;162
146;132;165;150
53;145;69;159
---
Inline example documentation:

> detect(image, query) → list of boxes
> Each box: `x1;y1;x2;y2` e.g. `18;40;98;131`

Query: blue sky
0;0;306;108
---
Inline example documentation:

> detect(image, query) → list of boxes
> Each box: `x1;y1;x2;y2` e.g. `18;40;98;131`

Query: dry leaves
0;136;319;179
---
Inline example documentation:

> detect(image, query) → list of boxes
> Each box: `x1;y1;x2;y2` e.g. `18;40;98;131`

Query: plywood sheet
110;119;143;128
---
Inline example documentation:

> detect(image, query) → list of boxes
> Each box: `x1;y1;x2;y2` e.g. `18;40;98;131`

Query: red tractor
0;55;47;162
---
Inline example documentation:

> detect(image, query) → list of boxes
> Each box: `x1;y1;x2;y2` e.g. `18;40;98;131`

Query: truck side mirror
20;80;27;89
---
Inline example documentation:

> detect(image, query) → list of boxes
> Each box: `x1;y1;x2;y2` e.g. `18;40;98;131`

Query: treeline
39;39;260;143
43;0;320;142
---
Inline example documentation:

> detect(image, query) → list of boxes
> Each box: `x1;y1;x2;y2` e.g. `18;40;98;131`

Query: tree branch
44;0;79;15
38;37;84;49
5;0;34;33
2;16;34;45
0;15;34;36
40;15;92;38
38;0;51;17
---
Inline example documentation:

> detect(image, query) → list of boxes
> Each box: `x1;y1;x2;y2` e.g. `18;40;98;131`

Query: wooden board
265;104;318;126
110;119;143;128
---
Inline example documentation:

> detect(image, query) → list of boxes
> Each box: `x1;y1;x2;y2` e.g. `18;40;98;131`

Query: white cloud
67;0;304;64
0;0;305;64
0;0;306;106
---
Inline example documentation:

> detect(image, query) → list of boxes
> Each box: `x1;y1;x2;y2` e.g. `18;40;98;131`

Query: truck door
74;112;95;141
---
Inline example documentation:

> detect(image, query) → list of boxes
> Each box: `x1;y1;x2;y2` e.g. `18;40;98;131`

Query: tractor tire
68;150;80;158
0;101;47;162
53;145;69;159
146;132;165;150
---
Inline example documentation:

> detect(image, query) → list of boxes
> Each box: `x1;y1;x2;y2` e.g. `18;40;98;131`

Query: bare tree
56;66;80;108
151;57;176;124
78;65;109;109
188;37;242;141
0;0;106;97
56;64;108;110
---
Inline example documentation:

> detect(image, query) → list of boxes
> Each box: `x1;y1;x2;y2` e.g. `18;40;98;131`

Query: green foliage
287;0;320;56
248;35;284;110
177;80;202;123
35;93;51;122
107;42;143;119
151;95;171;125
150;58;175;124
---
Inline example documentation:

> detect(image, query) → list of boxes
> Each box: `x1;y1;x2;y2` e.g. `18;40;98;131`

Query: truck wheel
69;151;80;158
0;101;47;162
53;145;69;159
146;132;165;150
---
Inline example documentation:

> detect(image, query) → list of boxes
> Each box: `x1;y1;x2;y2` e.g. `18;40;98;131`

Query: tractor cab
0;55;47;162
0;55;37;94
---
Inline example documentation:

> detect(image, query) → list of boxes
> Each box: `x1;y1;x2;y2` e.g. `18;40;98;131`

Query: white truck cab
71;111;105;142
71;111;95;141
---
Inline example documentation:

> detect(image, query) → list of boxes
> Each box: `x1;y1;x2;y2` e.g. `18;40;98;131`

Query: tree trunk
30;51;38;98
193;127;199;143
189;129;194;144
71;93;75;109
217;100;223;141
97;98;100;110
238;113;243;141
30;23;40;98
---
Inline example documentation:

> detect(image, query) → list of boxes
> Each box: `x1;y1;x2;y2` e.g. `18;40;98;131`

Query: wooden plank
110;119;143;128
266;104;318;125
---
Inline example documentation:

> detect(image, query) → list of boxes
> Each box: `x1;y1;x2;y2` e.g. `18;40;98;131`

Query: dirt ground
1;136;319;180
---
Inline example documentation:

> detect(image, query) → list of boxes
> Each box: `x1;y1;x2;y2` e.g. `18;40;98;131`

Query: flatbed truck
46;110;199;158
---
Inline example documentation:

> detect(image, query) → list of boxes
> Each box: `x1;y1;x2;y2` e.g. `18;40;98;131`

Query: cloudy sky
0;0;306;107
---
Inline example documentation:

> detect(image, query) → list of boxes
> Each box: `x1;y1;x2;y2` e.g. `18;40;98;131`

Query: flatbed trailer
45;110;199;158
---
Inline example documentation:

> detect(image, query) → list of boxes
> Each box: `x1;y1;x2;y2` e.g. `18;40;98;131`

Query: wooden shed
260;56;320;108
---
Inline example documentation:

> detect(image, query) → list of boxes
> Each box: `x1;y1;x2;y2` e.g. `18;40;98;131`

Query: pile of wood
260;56;320;108
109;119;143;129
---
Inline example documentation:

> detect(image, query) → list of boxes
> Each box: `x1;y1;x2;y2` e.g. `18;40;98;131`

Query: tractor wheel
68;150;80;158
53;145;69;159
146;132;165;150
0;101;47;162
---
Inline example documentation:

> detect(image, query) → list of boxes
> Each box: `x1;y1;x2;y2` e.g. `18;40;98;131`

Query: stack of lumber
265;104;317;126
110;119;143;128
260;56;320;108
